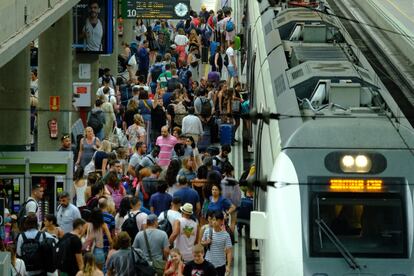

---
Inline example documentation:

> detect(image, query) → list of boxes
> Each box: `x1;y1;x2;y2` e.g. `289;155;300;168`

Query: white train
247;0;414;275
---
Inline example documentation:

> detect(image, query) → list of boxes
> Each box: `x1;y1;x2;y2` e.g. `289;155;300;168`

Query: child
164;248;184;276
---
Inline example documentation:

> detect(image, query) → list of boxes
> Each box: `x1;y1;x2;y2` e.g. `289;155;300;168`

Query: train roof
285;116;414;149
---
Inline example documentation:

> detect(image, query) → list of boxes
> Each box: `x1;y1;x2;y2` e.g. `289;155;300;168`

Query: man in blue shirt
137;40;150;80
56;192;81;233
173;176;201;217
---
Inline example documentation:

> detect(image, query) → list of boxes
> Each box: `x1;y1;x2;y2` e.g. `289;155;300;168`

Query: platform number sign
0;198;4;227
122;0;190;19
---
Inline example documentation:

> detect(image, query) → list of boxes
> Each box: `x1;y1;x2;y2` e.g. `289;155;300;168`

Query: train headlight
339;154;372;173
355;155;368;168
341;155;354;168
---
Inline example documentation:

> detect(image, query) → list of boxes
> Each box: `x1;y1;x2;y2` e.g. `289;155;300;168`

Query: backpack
179;68;191;89
223;54;229;67
213;156;230;173
19;232;43;271
121;211;140;240
106;184;124;210
234;35;241;50
201;25;212;46
55;234;70;270
167;78;181;92
151;64;163;82
200;98;212;117
87;111;103;134
226;18;235;32
158;210;173;237
174;102;187;126
17;199;37;231
40;234;58;272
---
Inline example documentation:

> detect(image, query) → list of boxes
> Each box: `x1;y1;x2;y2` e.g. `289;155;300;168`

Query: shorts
93;247;105;266
227;65;238;77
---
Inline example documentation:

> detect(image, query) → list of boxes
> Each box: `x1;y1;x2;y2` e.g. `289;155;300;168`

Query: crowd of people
13;2;255;276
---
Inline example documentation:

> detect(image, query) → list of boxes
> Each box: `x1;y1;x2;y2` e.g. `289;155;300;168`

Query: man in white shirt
182;107;203;145
96;78;116;97
225;40;238;85
56;192;82;233
157;196;182;226
128;141;148;176
24;183;44;228
98;68;117;90
124;196;148;232
82;0;103;51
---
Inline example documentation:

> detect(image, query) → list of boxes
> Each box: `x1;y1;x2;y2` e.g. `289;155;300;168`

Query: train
246;0;414;275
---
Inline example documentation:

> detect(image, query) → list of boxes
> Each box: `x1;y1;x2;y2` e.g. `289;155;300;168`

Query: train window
310;193;407;258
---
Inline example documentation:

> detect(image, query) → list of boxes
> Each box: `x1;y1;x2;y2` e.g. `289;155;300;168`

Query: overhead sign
73;82;92;107
122;0;191;19
72;0;113;54
49;96;60;112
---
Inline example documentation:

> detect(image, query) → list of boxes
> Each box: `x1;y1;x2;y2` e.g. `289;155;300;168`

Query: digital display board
308;176;404;194
329;179;382;192
122;0;191;19
73;0;113;54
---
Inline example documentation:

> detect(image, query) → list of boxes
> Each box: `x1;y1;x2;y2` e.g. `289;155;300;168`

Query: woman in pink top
156;126;178;167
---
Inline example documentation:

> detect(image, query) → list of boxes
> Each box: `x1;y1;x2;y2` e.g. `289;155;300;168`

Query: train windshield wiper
314;218;361;270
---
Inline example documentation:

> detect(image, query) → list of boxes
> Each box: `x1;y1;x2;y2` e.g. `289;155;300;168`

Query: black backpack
55;234;71;271
179;68;191;89
158;210;173;237
40;234;58;272
19;232;43;271
87;111;103;134
122;211;140;240
17;199;37;231
224;54;229;67
200;98;212;117
167;78;181;92
151;65;163;82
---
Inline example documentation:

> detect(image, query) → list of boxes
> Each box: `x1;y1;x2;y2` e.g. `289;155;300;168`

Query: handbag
232;99;241;113
131;247;156;276
143;230;166;276
83;151;97;176
82;224;96;253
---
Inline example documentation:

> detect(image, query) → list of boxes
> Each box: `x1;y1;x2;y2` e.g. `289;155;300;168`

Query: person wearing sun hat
169;203;198;262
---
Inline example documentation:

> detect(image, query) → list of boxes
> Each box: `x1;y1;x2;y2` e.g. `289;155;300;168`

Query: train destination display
122;0;190;19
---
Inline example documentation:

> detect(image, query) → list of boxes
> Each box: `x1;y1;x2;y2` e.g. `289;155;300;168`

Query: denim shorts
227;65;238;77
93;247;105;265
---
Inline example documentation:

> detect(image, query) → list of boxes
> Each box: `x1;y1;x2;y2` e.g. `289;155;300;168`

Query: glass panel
310;83;326;107
290;25;303;41
311;194;405;257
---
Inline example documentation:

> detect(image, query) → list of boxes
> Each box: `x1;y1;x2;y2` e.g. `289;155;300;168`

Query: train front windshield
309;178;407;258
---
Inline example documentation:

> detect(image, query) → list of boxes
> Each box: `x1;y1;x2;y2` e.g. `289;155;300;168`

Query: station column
37;12;73;151
0;48;30;150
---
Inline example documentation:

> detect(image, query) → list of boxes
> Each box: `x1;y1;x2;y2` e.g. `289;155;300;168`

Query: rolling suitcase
198;129;211;152
220;123;233;145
